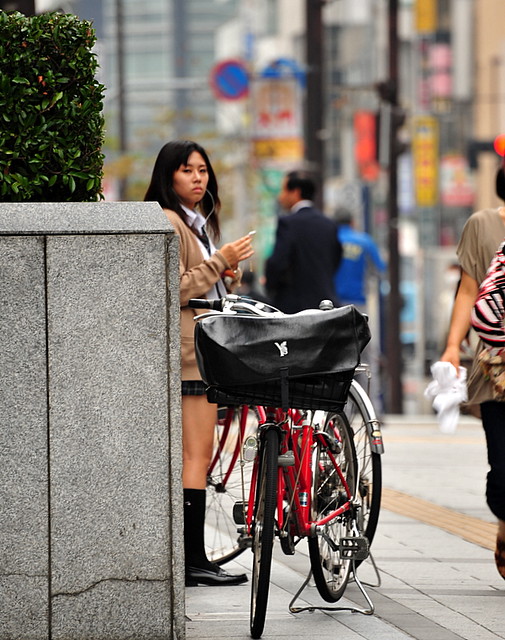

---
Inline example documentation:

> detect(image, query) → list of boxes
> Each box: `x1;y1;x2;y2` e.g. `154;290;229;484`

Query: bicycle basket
194;305;371;410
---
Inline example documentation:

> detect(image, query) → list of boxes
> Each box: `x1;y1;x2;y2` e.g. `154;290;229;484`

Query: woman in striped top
471;240;505;353
441;177;505;581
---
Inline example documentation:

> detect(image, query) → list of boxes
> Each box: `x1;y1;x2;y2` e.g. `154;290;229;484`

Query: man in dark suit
264;170;342;313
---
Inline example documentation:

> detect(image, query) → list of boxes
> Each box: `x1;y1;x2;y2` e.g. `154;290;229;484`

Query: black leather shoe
185;564;248;587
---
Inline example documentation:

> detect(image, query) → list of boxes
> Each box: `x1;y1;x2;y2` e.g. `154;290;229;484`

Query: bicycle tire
308;411;357;602
206;405;260;564
345;381;382;547
250;427;279;639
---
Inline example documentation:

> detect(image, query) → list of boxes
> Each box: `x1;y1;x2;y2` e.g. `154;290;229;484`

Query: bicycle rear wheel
250;427;279;639
344;381;382;547
206;405;260;564
308;412;357;602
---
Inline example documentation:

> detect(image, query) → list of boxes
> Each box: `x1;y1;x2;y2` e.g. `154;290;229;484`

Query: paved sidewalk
185;415;505;640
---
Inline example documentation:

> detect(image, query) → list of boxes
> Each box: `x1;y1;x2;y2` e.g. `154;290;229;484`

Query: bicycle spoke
206;405;258;564
308;412;357;602
344;383;382;550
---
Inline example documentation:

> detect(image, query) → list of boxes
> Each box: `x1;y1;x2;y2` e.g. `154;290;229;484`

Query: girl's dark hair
144;140;221;240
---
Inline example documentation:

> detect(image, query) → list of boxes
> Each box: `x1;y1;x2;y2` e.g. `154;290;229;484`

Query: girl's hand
440;344;461;374
220;235;254;270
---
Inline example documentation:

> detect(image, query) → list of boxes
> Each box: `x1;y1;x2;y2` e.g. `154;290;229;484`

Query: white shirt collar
180;205;225;297
181;204;206;234
291;199;313;213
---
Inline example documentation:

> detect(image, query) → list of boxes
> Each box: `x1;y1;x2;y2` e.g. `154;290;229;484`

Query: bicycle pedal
233;501;246;525
339;536;369;561
236;532;252;549
278;450;295;467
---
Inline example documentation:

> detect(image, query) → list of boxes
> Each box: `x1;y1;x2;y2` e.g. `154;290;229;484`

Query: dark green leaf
0;11;104;202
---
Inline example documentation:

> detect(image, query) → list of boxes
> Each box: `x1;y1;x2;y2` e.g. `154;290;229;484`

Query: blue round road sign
210;59;249;101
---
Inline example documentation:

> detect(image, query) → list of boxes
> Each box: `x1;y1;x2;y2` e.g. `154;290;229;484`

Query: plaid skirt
181;380;207;396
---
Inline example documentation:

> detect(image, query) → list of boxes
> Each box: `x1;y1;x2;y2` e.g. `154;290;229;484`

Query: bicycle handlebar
188;294;281;317
188;295;340;318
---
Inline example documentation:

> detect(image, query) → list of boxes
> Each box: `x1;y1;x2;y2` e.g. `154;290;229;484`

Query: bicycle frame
208;405;265;489
242;408;355;541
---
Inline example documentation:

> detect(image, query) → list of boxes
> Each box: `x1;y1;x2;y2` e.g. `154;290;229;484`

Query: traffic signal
494;135;505;200
467;137;505;169
354;111;380;181
376;103;409;166
392;106;408;158
493;134;505;157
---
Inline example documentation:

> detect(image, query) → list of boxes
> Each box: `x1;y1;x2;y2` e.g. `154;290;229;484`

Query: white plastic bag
424;361;467;433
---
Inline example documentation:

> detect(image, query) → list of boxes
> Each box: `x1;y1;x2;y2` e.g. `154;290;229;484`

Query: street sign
261;58;305;87
210;59;249;101
251;77;302;139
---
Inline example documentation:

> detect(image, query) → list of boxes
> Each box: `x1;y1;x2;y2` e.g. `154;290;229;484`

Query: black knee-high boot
184;487;248;586
183;488;213;571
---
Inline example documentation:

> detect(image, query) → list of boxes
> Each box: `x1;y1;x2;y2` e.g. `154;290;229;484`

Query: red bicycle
192;295;382;638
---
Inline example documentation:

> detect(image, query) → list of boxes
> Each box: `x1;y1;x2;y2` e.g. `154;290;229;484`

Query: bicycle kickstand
288;535;378;617
350;548;381;589
288;559;375;617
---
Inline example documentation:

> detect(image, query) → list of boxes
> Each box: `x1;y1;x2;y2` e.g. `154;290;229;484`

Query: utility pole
384;0;404;413
305;0;325;209
115;0;127;200
173;0;187;139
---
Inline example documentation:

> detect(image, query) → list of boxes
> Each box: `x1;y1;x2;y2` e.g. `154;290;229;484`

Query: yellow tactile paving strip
381;487;497;551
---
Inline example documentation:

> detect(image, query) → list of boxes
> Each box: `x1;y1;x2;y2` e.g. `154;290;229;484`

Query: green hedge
0;11;105;201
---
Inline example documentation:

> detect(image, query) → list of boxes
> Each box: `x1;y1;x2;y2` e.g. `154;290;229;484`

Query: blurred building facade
102;0;244;151
27;0;505;226
244;0;504;410
31;0;505;411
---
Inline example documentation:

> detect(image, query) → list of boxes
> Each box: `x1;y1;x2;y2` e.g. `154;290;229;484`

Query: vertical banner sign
250;77;303;161
429;43;452;98
440;154;475;207
413;116;439;207
415;0;437;33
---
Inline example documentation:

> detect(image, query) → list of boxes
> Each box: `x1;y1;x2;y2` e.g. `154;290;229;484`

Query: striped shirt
471;240;505;351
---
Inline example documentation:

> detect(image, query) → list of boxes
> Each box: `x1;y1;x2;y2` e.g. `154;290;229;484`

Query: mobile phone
248;230;256;236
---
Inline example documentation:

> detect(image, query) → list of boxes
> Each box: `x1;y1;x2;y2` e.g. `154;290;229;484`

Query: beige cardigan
165;209;239;381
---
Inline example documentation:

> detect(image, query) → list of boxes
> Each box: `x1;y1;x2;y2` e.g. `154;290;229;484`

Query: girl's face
172;151;209;209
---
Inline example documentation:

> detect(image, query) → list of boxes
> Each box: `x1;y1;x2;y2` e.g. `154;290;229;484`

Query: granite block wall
0;203;184;640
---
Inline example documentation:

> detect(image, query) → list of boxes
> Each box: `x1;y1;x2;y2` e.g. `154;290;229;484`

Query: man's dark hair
285;170;316;200
334;207;354;225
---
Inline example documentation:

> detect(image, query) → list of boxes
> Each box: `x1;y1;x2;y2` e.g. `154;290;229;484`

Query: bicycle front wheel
206;405;260;565
308;412;357;602
250;427;279;639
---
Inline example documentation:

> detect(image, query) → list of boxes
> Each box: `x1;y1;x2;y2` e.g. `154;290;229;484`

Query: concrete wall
0;202;184;640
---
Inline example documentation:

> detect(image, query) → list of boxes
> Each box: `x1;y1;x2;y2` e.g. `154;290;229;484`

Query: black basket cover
194;305;371;408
